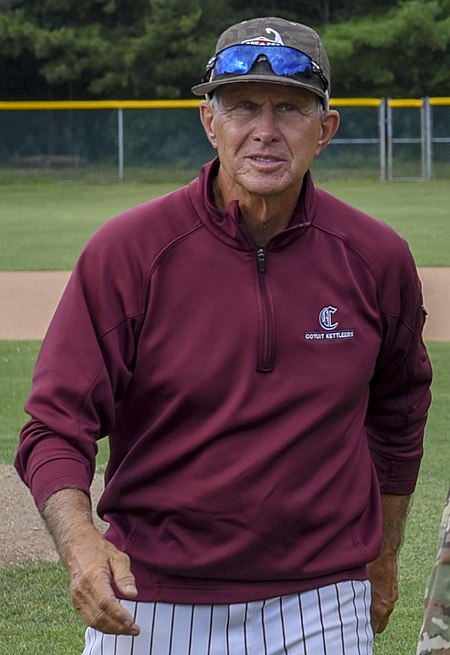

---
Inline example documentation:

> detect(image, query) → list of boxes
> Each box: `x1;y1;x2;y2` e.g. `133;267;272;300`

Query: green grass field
1;178;449;654
0;178;449;269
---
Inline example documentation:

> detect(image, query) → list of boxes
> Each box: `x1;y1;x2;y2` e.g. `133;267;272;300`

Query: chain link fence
0;98;448;183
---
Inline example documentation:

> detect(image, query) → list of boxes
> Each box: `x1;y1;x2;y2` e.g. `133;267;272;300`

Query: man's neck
212;176;301;246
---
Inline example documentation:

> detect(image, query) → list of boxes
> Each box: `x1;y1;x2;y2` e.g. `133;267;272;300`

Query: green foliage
0;0;231;99
114;0;225;99
227;0;403;26
0;0;448;99
323;0;450;97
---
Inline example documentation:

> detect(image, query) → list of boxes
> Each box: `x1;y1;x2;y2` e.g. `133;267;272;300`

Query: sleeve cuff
30;457;92;512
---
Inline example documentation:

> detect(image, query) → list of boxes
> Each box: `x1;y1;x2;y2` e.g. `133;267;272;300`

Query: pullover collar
188;158;315;251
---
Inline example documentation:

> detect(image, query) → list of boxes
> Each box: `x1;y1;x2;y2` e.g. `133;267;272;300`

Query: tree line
0;0;449;101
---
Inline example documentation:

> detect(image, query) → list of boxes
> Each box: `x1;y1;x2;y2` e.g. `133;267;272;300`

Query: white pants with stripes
82;580;373;655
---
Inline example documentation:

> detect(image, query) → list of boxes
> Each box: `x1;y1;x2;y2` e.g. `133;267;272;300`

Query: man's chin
239;172;293;197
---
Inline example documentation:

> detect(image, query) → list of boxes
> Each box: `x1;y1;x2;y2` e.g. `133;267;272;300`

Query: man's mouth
249;155;284;164
252;156;279;162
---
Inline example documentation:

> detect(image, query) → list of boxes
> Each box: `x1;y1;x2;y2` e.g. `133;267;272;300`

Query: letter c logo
319;306;338;331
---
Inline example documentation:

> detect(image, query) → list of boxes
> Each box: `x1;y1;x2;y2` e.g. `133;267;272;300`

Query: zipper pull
256;247;266;273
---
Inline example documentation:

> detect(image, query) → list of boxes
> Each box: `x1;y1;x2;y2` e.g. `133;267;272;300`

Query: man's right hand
42;488;140;635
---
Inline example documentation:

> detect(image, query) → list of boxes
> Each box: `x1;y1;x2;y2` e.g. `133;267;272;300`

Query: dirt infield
0;465;106;566
0;268;449;567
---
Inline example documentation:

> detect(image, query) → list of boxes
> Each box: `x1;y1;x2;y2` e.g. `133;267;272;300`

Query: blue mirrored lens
213;45;313;77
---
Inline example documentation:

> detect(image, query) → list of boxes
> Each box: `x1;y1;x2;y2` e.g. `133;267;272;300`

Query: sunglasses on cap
204;44;328;91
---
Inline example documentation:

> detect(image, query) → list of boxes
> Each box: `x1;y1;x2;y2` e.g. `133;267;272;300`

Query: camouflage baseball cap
192;17;330;104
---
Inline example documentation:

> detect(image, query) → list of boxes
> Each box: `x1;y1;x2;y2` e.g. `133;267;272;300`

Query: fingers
376;614;391;634
367;555;399;635
70;546;140;635
371;606;393;634
370;587;397;634
92;589;140;636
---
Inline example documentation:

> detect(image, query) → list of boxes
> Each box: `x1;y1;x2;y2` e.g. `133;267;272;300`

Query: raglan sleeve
365;243;432;495
14;218;146;511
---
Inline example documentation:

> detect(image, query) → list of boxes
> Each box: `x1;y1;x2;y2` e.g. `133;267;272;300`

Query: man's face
200;83;337;203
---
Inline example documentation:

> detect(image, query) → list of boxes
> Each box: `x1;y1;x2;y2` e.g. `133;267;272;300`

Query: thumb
110;550;138;598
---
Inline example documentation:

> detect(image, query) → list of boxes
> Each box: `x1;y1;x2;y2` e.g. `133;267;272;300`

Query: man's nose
252;108;280;143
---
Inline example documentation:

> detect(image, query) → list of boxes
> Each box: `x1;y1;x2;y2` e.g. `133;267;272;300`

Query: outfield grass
0;342;37;463
322;178;450;266
0;182;180;271
0;178;449;269
0;563;86;655
0;340;108;467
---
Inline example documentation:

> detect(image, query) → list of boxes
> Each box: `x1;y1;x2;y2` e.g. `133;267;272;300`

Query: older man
15;16;431;655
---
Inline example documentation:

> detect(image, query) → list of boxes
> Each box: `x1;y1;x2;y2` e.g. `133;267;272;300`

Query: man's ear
199;101;218;149
316;109;340;156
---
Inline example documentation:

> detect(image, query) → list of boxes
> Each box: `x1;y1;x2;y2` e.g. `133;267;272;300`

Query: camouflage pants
417;485;450;655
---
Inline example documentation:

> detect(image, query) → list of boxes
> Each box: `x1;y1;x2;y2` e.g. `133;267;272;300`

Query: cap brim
191;73;327;100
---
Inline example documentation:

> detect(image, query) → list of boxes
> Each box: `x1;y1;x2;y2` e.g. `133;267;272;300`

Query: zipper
255;247;275;372
256;247;267;273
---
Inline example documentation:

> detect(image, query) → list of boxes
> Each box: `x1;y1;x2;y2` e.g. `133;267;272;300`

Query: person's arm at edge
42;488;140;636
367;492;411;634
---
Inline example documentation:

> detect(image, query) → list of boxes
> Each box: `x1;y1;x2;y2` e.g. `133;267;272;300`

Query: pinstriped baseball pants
82;580;373;655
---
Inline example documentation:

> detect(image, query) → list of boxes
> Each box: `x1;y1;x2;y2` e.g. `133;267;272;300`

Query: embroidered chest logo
319;305;338;331
305;306;355;342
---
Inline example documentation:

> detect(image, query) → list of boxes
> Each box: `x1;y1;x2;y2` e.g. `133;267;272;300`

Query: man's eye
236;102;256;111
